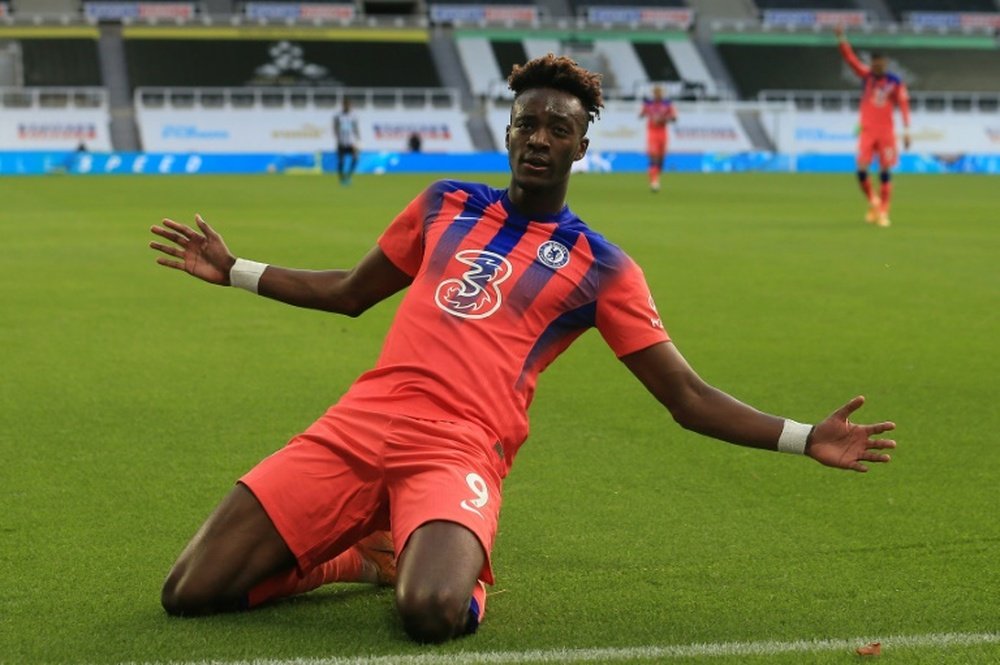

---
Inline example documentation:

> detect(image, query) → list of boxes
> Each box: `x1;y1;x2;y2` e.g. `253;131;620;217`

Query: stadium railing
133;86;460;111
758;89;1000;113
0;85;107;109
708;16;997;36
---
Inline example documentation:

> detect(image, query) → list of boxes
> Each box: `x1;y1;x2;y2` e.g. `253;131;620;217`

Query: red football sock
649;164;660;183
880;181;892;212
246;547;365;608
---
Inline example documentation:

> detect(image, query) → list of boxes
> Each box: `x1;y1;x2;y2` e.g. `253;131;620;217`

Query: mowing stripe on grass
122;631;1000;664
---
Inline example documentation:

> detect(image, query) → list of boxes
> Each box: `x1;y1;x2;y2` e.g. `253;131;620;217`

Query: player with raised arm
639;85;677;193
835;26;911;227
149;54;896;644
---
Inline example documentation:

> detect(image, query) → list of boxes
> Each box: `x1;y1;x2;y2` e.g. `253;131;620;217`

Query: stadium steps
429;27;474;109
429;27;496;150
665;39;719;99
536;0;573;19
97;24;140;151
455;36;503;97
596;39;647;97
686;0;740;99
686;0;757;22
0;42;19;86
855;0;896;22
523;36;560;61
735;109;776;151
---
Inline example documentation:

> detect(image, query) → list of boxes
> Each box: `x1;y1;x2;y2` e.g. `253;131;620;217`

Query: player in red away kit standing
149;54;897;644
836;26;911;227
639;85;677;193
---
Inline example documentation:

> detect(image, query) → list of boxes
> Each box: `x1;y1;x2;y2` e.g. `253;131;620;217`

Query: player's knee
880;171;891;183
161;576;188;616
161;569;217;616
856;169;868;182
396;583;469;643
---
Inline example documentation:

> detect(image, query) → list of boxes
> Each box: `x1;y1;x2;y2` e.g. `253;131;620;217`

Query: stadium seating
123;36;441;90
884;0;997;21
752;0;861;8
717;37;1000;98
18;37;101;86
632;42;681;83
3;0;998;156
429;0;533;3
454;29;706;100
568;0;687;8
754;0;860;10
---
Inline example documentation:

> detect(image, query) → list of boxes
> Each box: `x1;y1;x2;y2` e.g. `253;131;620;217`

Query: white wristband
230;258;268;294
777;419;813;455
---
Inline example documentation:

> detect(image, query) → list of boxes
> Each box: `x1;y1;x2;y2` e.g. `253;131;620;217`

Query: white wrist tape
777;419;812;455
230;258;268;294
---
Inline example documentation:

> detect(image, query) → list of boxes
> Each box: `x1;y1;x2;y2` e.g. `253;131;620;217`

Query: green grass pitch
1;172;997;664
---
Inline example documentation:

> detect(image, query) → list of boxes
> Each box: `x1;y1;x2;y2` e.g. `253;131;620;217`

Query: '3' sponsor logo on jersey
435;249;513;319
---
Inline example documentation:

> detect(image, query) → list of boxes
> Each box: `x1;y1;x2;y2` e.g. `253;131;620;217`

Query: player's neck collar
501;189;574;225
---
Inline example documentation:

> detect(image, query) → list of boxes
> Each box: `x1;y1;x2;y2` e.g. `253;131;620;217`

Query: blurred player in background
836;26;911;227
150;54;896;645
639;85;677;193
333;97;360;185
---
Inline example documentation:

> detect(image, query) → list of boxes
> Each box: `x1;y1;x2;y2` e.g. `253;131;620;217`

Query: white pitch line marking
119;631;1000;665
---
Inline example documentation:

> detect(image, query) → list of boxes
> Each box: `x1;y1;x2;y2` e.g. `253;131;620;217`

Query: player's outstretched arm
149;215;412;316
833;25;867;78
621;342;896;472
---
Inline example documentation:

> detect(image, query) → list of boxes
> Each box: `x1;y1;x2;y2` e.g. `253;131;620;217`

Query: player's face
871;56;887;76
505;88;589;191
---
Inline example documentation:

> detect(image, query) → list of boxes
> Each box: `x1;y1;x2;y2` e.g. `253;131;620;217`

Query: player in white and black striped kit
333;98;360;185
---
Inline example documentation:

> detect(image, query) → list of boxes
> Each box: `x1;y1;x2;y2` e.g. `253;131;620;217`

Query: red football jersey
641;98;677;132
839;42;911;134
337;181;669;472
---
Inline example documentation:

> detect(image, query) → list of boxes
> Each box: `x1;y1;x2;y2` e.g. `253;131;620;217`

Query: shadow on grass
112;585;413;662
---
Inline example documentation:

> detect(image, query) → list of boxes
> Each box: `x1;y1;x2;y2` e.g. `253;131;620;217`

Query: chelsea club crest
537;240;570;269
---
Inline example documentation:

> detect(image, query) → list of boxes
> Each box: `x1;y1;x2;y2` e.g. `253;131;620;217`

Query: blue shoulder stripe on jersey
426;189;490;278
422;180;453;232
427;181;523;288
481;213;526;259
516;301;597;390
423;181;507;278
573;223;627;280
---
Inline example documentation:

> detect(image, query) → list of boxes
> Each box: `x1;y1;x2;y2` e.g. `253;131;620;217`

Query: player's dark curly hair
507;53;603;124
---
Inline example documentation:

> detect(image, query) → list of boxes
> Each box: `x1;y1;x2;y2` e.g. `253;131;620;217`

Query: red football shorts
857;131;898;169
647;128;668;156
240;405;504;584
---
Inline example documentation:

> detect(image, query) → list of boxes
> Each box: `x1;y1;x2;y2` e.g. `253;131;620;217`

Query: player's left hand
903;133;912;150
806;396;896;472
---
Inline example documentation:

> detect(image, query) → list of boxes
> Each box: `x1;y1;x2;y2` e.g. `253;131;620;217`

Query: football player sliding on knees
148;54;896;645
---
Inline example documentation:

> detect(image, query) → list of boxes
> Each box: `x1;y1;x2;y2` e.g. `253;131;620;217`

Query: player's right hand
834;25;845;40
149;214;236;285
